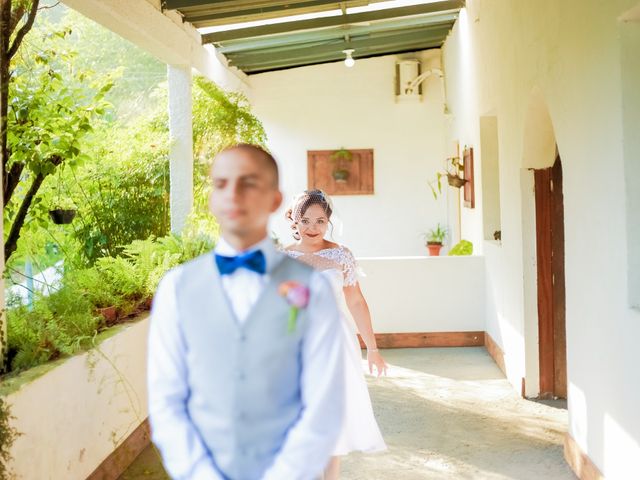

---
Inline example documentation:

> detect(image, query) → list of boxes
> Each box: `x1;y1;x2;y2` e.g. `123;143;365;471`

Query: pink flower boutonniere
278;281;310;333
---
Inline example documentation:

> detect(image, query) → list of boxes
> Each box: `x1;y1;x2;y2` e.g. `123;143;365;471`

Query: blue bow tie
215;249;267;275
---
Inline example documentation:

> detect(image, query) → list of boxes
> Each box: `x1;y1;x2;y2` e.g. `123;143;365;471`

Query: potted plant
423;224;447;256
330;147;353;183
428;152;467;199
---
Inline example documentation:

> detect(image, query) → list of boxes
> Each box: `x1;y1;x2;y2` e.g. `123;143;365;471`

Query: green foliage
123;229;217;296
5;228;216;373
69;118;170;262
7;286;102;371
192;75;267;161
448;239;473;256
0;397;19;480
424;224;448;244
4;23;115;260
330;147;353;162
3;3;266;375
60;8;166;121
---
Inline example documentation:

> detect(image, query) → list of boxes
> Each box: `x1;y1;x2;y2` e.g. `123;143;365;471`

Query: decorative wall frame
307;149;374;195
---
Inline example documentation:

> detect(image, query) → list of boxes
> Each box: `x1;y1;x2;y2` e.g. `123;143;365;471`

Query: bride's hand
367;349;387;377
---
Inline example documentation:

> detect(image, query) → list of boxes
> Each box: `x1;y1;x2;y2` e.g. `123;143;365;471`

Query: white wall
359;256;485;334
4;318;149;479
443;1;640;476
250;50;452;257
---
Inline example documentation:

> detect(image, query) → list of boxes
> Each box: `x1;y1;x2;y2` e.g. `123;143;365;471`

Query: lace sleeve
341;247;358;287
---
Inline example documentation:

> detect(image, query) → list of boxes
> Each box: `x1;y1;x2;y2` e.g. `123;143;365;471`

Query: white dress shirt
214;236;276;323
147;234;345;480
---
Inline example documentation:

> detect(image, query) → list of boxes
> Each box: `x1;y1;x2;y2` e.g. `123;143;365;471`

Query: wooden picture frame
463;147;475;208
307;149;374;195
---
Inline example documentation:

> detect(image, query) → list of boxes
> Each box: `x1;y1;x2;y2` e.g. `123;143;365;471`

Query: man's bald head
215;143;279;188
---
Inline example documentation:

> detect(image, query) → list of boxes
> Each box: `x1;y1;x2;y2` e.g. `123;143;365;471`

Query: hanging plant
49;164;77;225
330;147;353;183
49;208;76;225
332;168;350;183
428;152;467;199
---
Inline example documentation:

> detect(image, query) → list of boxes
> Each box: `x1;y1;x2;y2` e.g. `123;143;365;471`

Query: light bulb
343;49;355;68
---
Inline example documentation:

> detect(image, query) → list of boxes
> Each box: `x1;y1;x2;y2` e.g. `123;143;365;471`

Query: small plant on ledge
428;153;467;199
423;224;448;256
330;147;353;183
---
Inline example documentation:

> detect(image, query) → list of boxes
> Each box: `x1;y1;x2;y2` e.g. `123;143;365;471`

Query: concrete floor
121;347;576;479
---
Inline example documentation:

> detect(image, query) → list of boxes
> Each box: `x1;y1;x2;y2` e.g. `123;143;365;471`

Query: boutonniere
278;281;310;333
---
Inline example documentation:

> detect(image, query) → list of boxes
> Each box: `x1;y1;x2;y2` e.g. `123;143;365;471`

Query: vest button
237;372;246;380
238;334;247;342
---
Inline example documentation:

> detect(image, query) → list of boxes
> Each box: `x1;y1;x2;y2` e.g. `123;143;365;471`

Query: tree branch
8;4;24;34
7;0;39;60
4;170;44;260
3;159;22;203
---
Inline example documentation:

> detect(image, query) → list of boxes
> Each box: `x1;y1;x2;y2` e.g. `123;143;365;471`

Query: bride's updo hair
285;189;333;240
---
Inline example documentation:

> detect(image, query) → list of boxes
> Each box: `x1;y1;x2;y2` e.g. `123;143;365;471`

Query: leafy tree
3;22;114;261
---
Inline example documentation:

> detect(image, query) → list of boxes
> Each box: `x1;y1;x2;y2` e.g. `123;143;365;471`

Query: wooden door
534;155;567;399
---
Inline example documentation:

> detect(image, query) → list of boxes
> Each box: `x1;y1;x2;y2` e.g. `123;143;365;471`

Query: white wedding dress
285;245;387;455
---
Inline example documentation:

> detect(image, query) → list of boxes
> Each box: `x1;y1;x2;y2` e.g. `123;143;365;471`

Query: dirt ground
121;347;575;479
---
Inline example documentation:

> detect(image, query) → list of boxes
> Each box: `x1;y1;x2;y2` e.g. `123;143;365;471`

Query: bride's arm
344;284;387;376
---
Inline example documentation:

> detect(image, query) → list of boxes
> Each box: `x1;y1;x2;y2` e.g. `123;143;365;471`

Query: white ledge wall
358;256;485;334
5;319;149;479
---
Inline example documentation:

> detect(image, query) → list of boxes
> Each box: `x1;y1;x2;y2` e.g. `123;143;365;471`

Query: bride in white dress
284;189;387;480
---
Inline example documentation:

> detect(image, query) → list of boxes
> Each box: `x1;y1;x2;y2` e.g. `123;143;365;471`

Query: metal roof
162;1;463;74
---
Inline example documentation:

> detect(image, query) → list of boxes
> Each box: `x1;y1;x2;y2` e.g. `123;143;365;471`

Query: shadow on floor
121;347;576;479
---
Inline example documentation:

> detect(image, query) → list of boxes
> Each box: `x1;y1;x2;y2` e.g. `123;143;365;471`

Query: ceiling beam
227;27;450;66
163;0;233;9
202;1;463;43
225;25;452;62
241;41;442;73
217;13;457;54
186;1;361;28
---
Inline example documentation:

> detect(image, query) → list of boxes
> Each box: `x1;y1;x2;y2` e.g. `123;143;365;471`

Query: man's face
209;149;282;238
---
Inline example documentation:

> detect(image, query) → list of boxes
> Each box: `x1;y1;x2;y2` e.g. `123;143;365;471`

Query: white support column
168;64;194;234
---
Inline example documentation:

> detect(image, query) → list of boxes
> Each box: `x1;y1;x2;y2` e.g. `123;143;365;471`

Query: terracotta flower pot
427;242;443;256
98;306;118;325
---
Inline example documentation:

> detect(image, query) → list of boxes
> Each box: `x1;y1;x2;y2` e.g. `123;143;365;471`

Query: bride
283;189;387;479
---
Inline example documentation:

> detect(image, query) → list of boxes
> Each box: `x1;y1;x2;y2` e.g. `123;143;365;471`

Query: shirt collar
215;235;280;274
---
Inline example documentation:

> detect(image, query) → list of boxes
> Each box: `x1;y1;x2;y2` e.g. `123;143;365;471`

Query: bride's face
296;203;329;244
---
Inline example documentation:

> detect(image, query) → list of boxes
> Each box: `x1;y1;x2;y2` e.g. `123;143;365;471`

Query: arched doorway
521;88;567;399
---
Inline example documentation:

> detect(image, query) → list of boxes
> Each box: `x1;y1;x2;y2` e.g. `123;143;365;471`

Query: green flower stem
288;306;299;334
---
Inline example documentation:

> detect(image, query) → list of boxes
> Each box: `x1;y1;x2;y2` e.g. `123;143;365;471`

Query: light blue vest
175;252;314;480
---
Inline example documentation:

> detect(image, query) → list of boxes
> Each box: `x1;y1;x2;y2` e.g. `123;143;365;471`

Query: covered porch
1;1;639;479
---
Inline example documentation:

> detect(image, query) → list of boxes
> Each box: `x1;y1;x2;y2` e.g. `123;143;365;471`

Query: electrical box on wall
395;59;422;102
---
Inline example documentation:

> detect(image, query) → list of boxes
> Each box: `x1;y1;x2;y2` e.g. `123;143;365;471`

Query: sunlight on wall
568;382;588;447
604;413;640;477
496;312;526;388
